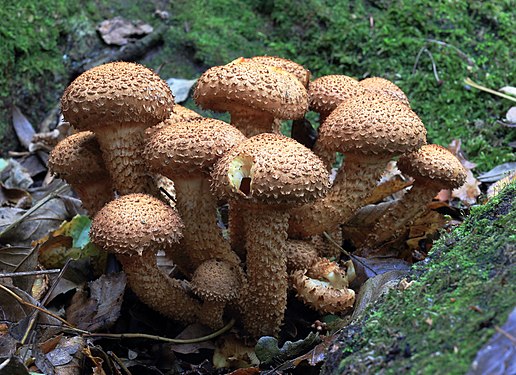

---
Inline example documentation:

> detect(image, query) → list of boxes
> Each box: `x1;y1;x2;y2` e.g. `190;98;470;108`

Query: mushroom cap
309;75;367;116
397;144;467;189
191;259;242;302
193;58;308;120
145;105;202;138
360;77;410;106
90;193;183;256
61;62;174;130
211;133;330;207
248;56;311;87
144;118;246;178
48;131;108;183
318;92;427;157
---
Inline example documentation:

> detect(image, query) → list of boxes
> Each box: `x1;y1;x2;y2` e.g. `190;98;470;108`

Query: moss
321;182;516;374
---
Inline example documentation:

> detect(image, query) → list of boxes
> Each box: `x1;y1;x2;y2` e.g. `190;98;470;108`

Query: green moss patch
321;182;516;374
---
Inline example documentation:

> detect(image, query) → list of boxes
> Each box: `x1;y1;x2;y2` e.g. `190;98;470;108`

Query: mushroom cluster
49;59;466;339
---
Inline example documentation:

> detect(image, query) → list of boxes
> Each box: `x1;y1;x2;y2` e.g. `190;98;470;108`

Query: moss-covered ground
321;182;516;374
1;0;514;170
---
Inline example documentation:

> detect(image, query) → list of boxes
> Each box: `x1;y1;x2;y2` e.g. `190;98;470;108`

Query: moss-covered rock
321;182;516;374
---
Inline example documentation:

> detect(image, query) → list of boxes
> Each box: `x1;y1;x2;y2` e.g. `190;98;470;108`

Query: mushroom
285;240;319;273
90;193;201;323
309;75;368;169
61;62;174;195
211;133;329;337
288;92;427;239
144;117;245;275
193;58;308;137
191;259;244;329
48;131;113;216
145;104;202;138
360;144;467;250
360;77;410;106
248;56;311;88
291;257;355;313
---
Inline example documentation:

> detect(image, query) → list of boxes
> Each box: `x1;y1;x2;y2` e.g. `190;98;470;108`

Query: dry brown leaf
66;273;126;331
97;17;153;45
451;169;481;205
167;324;216;355
487;171;516;199
12;106;35;150
213;334;259;369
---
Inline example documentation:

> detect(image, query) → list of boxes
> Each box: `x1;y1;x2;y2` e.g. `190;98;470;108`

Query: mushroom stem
94;124;157;196
360;182;441;250
198;300;227;329
241;207;289;338
117;251;201;323
74;180;114;216
288;155;389;238
230;106;277;137
173;177;241;274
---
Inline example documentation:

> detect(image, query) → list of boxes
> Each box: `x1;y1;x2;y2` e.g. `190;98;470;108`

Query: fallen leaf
255;332;320;367
1;159;33;190
468;306;516;375
166;78;197;103
29;122;71;153
499;86;516;97
452;169;481;205
212;333;259;369
487;171;516;199
65;272;126;331
167;323;216;354
506;107;516;124
11;106;35;150
97;17;153;46
477;162;516;183
0;183;32;208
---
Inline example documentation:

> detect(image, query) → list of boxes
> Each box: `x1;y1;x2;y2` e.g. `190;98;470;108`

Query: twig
412;47;441;83
0;184;68;238
425;39;476;66
159;186;176;203
20;259;72;344
494;325;516;345
108;351;133;375
464;78;516;102
0;283;87;334
85;318;236;344
322;232;378;275
0;269;61;278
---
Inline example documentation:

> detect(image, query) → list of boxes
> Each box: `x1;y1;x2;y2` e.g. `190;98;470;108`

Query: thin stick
0;284;87;334
0;184;68;238
464;78;516;102
322;232;378;275
412;47;441;83
494;325;516;345
425;39;476;66
0;269;61;278
86;318;235;344
108;351;133;375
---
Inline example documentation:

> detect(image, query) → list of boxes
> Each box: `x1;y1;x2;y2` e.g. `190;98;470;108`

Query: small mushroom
291;257;355;313
211;133;329;337
360;77;410;106
309;75;368;169
144;117;245;275
194;58;308;137
360;144;467;250
289;92;427;238
61;61;174;195
191;259;244;329
48;131;113;216
90;193;200;323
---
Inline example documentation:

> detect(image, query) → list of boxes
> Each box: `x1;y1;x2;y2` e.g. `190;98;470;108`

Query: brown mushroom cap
144;118;246;178
193;58;308;121
191;259;242;302
145;105;202;138
61;62;174;130
48;131;108;183
318;92;427;158
360;77;410;106
397;144;467;189
211;133;330;207
248;56;311;87
90;193;183;256
309;75;367;117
